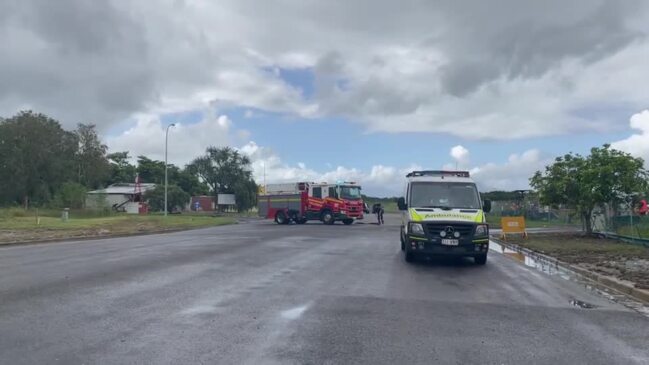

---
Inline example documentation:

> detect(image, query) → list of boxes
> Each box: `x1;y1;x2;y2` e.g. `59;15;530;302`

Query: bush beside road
0;210;235;244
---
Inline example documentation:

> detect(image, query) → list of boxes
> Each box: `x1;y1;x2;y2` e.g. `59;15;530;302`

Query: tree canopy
143;185;190;213
75;124;110;189
0;111;256;211
188;147;257;211
530;144;648;233
0;111;78;207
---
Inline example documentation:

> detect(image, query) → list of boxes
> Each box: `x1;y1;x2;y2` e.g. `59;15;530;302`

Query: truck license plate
441;239;459;246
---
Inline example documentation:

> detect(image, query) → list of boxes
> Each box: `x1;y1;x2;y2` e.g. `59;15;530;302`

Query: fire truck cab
258;181;364;225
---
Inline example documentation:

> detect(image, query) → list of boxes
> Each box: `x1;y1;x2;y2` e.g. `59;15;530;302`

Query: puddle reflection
489;239;649;317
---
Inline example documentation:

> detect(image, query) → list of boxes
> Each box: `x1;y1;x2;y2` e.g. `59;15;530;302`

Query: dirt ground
505;233;649;289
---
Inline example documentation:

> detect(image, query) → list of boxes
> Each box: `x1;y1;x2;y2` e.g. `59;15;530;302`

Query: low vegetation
0;209;235;244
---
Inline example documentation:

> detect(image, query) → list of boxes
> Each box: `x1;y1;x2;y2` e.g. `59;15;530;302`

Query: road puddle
490;239;649;317
489;240;562;276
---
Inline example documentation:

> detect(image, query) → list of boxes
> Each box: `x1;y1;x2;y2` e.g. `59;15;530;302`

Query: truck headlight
475;224;488;236
409;222;424;235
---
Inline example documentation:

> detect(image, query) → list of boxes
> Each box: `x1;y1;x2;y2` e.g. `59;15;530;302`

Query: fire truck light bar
406;170;470;178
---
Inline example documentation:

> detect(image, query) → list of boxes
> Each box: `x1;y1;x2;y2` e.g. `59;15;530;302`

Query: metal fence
490;200;577;226
593;213;649;240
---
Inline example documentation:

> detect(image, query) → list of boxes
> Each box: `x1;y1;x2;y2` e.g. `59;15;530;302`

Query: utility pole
164;124;175;217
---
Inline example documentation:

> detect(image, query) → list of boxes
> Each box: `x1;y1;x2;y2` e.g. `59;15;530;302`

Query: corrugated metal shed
87;183;156;195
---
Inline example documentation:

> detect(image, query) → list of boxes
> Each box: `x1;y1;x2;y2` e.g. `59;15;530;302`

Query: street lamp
165;124;175;217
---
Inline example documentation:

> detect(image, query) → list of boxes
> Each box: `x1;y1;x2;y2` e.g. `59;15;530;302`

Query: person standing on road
372;203;385;225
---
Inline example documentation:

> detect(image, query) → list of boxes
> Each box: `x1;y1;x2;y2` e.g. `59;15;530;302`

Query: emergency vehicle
398;171;492;264
258;182;364;225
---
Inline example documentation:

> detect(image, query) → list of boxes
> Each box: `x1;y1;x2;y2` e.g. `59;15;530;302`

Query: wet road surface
1;215;648;364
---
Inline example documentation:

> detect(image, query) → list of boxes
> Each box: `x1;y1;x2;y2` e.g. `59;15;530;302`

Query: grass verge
0;214;235;244
503;233;649;289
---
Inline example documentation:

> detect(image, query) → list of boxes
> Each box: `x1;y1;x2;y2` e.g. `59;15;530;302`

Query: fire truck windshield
339;186;361;200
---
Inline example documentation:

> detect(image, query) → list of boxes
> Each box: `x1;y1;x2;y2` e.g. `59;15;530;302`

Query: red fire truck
258;181;364;225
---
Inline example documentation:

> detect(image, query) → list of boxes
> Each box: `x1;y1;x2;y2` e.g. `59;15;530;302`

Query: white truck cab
397;170;492;264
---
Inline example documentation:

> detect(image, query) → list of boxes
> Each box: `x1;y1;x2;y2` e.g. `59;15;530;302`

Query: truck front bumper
405;236;489;256
336;212;363;220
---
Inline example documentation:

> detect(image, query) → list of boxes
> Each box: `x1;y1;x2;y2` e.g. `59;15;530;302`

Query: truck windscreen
409;182;480;209
339;186;361;200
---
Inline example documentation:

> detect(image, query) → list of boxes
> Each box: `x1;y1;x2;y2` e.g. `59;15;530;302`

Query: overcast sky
1;0;648;196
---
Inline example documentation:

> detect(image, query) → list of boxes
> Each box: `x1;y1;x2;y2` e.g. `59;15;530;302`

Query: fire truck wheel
342;219;354;225
321;210;335;225
275;211;289;225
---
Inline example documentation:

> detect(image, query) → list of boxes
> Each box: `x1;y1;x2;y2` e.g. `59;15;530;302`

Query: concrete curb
490;236;649;305
0;221;242;248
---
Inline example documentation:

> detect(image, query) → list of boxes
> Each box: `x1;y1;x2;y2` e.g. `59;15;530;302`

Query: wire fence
593;213;649;241
488;200;578;228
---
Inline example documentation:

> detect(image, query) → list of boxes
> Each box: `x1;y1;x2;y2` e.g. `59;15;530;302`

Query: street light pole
165;124;175;217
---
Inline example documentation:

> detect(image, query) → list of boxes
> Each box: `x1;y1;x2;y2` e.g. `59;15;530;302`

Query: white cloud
450;145;470;167
1;0;648;140
240;140;547;195
471;149;551;191
611;110;649;163
239;141;411;196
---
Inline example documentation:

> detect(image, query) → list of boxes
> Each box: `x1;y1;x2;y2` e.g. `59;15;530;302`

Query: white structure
217;194;236;206
86;183;156;211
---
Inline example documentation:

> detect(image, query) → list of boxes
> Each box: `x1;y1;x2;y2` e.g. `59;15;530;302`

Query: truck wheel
474;254;487;265
321;210;335;225
342;219;354;225
404;250;415;263
400;227;405;251
275;211;289;225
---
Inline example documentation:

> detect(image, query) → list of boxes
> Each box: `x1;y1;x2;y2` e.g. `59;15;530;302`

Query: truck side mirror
397;197;407;211
483;199;492;213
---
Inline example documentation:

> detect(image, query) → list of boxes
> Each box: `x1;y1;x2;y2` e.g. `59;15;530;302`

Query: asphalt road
1;214;648;364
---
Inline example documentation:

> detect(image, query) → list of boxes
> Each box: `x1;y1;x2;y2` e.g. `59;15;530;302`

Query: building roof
87;183;157;195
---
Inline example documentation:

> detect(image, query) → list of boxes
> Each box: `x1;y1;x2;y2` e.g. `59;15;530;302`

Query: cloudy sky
1;0;648;196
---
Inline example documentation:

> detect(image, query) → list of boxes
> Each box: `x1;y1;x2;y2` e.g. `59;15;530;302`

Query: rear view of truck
258;183;308;224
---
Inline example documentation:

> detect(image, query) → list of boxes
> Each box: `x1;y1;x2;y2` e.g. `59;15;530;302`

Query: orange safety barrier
500;216;528;240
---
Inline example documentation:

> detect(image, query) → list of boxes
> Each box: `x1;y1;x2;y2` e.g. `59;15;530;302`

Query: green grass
0;209;236;243
616;224;649;239
1;215;233;230
508;234;648;260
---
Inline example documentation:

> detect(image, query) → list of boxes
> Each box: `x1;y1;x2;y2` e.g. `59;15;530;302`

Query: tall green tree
187;146;257;211
52;182;87;209
0;111;77;207
530;144;648;234
75;124;110;189
175;169;209;196
107;151;137;184
136;156;166;184
143;185;189;212
233;177;258;212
